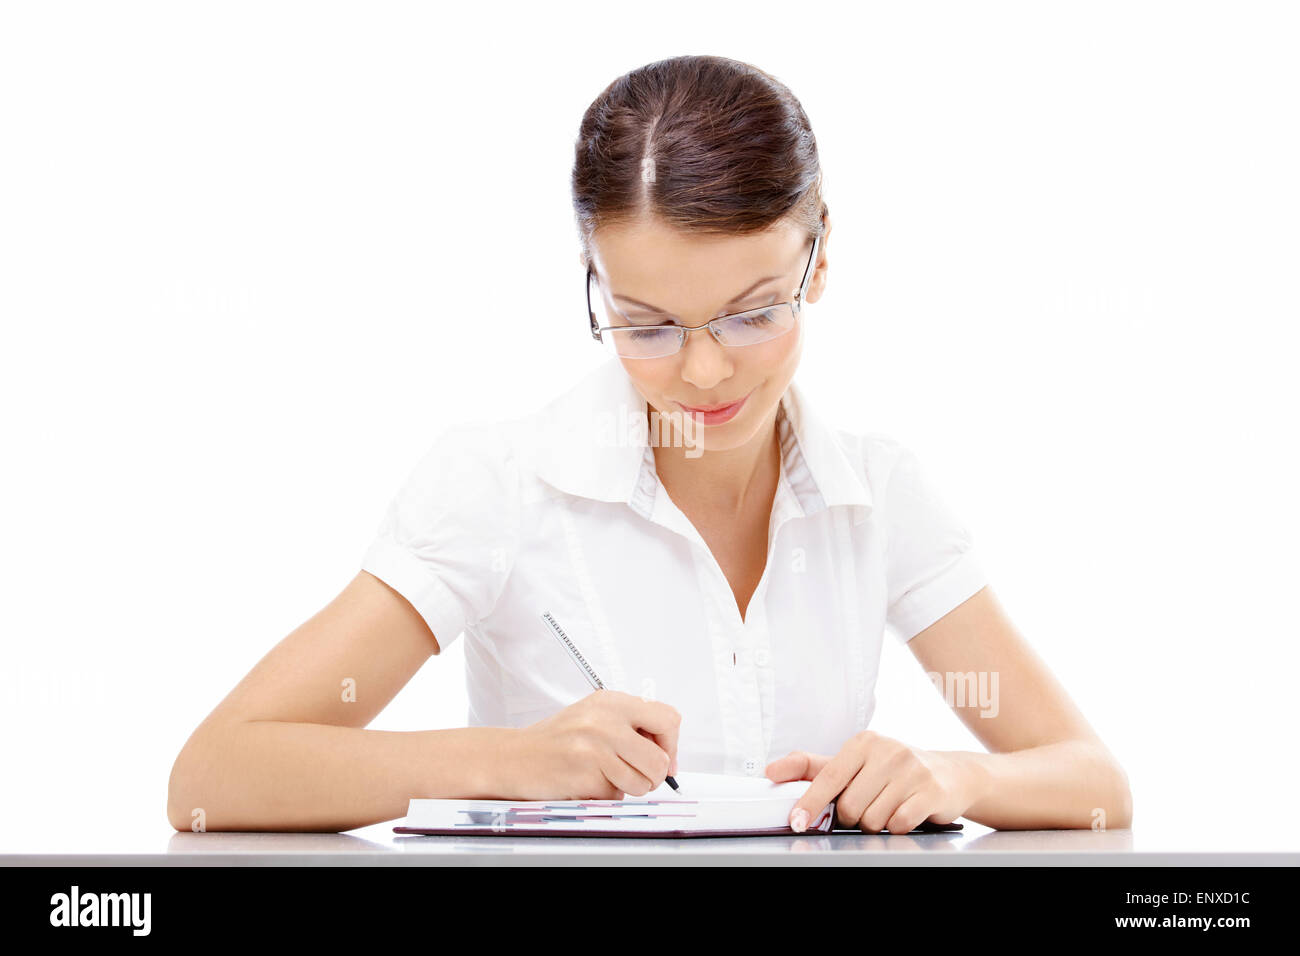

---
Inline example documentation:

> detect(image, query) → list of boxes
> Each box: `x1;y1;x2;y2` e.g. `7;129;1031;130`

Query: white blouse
361;357;987;777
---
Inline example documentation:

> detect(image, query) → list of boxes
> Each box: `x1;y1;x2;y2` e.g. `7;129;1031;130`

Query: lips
679;398;744;413
673;388;753;425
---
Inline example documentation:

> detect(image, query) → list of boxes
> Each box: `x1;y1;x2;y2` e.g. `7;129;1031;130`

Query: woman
167;55;1131;835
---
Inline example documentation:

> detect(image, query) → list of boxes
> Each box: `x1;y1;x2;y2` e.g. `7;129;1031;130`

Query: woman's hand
506;689;681;801
767;730;982;833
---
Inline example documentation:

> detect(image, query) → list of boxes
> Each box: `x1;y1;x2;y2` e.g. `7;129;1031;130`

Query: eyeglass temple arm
586;266;601;341
795;234;821;308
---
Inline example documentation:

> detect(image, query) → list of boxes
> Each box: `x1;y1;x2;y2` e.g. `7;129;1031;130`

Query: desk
6;818;1298;866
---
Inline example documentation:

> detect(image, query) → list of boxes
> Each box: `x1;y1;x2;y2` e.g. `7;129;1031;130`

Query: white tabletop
6;815;1298;866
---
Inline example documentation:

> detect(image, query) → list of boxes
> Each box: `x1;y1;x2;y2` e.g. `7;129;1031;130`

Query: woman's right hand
506;689;681;800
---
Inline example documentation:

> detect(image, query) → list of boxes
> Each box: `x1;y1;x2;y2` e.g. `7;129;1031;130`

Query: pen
540;611;680;792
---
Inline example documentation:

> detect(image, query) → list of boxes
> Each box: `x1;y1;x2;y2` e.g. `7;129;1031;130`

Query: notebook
392;771;963;838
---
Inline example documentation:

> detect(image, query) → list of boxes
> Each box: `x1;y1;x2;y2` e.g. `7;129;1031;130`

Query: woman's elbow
1096;747;1133;830
166;741;207;832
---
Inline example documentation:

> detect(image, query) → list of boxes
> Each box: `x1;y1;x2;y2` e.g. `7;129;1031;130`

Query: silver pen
539;610;680;792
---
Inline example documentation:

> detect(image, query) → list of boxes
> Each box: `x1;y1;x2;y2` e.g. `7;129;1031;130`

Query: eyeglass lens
588;273;797;359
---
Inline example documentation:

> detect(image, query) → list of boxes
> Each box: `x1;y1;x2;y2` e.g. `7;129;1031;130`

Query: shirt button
753;648;770;667
744;758;759;775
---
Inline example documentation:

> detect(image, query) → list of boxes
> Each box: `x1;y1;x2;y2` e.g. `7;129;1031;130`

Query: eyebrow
612;275;783;315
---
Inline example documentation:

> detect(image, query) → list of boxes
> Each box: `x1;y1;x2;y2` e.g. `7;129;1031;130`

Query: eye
626;327;675;341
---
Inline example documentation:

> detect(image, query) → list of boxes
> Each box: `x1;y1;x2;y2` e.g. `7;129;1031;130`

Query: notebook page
399;772;828;834
644;771;813;800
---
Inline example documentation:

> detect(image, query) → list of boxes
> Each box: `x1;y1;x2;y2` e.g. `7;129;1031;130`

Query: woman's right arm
166;569;521;833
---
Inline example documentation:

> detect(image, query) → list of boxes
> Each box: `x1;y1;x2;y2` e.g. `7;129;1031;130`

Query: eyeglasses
586;233;821;360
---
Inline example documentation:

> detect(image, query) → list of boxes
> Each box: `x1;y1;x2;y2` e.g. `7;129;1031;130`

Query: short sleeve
360;423;519;653
882;443;988;643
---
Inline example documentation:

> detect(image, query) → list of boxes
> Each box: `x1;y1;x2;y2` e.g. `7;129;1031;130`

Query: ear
805;212;832;304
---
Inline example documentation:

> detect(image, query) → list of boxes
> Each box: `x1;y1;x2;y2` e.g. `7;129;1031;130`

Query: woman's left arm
773;586;1132;832
903;585;1132;830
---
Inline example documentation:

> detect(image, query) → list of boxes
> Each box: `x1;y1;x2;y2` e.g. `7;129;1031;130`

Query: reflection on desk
6;819;1300;866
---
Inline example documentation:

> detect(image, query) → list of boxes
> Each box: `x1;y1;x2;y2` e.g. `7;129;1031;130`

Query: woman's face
588;214;830;455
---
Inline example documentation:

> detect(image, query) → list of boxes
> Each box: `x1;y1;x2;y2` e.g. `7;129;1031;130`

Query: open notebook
393;771;963;838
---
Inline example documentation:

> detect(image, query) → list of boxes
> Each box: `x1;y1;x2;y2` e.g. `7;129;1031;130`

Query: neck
650;402;782;519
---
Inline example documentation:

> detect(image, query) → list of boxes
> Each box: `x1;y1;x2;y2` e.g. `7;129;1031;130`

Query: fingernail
790;808;809;833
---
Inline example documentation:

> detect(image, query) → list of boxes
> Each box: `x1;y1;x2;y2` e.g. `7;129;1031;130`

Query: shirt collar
532;357;874;523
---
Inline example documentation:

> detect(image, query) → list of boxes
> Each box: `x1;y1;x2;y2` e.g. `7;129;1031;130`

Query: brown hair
571;55;828;267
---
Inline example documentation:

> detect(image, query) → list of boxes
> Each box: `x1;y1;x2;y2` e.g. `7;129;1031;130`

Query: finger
635;726;676;779
765;750;830;783
625;697;682;777
635;728;679;779
831;763;891;829
620;728;673;793
789;746;866;832
598;749;653;799
858;777;916;834
580;754;624;800
884;792;931;835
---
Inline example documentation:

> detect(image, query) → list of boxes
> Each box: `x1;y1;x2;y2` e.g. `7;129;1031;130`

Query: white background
2;1;1296;851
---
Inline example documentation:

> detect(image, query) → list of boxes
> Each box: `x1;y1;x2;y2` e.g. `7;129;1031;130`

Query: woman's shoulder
427;362;619;466
827;424;916;484
388;414;532;517
412;416;520;470
785;379;917;494
414;410;570;511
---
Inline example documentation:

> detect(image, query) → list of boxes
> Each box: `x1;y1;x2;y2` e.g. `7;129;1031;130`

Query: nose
677;321;735;387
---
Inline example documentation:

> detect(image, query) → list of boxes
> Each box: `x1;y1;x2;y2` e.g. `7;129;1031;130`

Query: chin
691;400;775;452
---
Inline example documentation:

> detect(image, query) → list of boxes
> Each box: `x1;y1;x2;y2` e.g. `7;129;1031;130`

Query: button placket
736;620;764;774
687;541;746;776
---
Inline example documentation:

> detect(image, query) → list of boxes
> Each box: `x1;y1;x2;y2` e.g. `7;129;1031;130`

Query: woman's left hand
767;731;981;833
